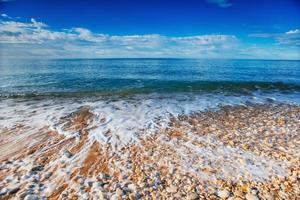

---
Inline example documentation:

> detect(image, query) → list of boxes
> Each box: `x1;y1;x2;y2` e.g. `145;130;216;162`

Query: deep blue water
0;59;300;98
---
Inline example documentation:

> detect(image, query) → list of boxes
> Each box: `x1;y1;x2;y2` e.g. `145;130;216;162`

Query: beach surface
0;98;299;199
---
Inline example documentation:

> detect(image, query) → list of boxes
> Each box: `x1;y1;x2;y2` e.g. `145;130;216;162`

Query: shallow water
1;58;300;146
0;59;300;97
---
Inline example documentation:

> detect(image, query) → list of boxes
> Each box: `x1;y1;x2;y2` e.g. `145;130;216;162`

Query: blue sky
0;0;299;59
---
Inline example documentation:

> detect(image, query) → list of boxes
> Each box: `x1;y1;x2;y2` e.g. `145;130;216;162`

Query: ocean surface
1;59;300;147
1;59;300;98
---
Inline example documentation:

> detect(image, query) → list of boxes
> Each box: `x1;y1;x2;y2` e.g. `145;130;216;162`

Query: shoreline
0;102;299;199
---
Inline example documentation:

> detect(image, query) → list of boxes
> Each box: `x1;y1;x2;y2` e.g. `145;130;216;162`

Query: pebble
8;186;20;194
82;193;89;199
245;193;259;200
30;165;44;173
217;189;230;198
44;172;52;179
262;193;274;200
186;192;199;200
127;183;136;192
24;194;42;200
64;150;73;158
99;173;111;181
116;188;123;197
166;185;178;193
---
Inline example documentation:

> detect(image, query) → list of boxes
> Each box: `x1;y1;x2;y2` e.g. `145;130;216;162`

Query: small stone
82;193;89;199
64;150;73;158
166;185;178;193
88;181;94;187
0;190;7;197
78;178;85;185
174;192;182;198
234;190;244;197
99;173;110;180
30;165;44;174
28;184;36;189
8;186;20;194
116;188;123;197
234;198;244;200
24;194;42;200
250;187;259;195
127;183;136;192
97;190;105;200
186;192;198;200
262;193;274;200
245;193;259;200
217;189;230;198
111;194;118;200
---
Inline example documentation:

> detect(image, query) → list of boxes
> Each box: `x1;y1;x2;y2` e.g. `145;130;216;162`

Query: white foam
1;92;300;149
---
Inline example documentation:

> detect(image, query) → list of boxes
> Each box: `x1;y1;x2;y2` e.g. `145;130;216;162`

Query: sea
1;58;300;146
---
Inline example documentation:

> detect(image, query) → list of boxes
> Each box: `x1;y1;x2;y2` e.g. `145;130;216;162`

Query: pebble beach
0;100;299;200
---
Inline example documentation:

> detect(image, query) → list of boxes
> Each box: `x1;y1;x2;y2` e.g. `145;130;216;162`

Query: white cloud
1;14;9;18
0;18;240;58
0;17;299;60
250;29;300;47
206;0;232;8
286;29;300;35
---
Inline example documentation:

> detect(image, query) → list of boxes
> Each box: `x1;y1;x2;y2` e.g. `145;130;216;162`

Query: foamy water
1;92;300;149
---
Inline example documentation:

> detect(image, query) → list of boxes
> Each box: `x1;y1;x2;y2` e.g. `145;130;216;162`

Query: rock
26;188;34;195
174;192;182;198
97;190;105;200
24;194;42;200
234;198;244;200
245;193;259;200
234;190;244;197
110;194;118;200
262;193;274;200
217;189;230;198
61;191;68;198
166;185;178;193
116;188;123;197
99;173;110;180
30;165;44;174
0;190;7;197
44;172;53;179
78;177;85;185
28;184;36;189
64;150;73;158
290;175;297;182
82;193;89;199
127;183;136;192
250;187;259;195
186;192;199;200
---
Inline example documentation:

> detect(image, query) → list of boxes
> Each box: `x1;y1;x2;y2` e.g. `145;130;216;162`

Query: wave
1;80;300;99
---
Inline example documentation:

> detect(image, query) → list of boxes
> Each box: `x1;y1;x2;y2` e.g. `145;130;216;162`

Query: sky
0;0;299;59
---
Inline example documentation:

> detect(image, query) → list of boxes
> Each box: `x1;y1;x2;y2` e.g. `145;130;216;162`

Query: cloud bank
0;15;299;60
250;29;300;47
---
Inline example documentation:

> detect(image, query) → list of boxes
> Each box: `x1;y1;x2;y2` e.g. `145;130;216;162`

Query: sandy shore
0;103;299;199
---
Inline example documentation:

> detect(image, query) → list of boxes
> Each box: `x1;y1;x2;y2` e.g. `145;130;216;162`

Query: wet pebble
186;192;199;200
64;150;73;158
166;185;178;193
245;193;259;200
217;189;230;198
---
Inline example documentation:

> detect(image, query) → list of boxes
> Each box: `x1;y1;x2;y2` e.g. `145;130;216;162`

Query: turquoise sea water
0;59;300;98
1;59;300;144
